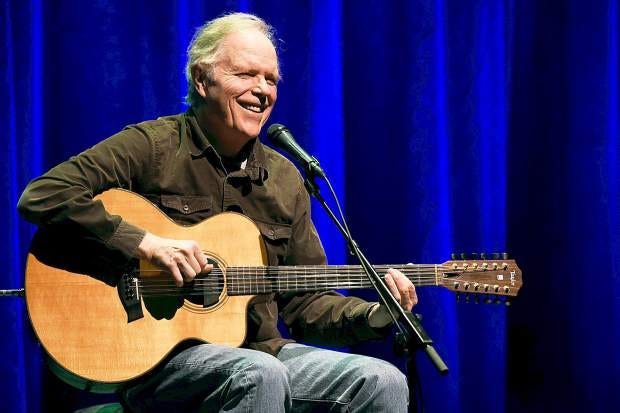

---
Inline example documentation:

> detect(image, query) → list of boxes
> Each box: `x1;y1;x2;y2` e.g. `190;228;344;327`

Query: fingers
151;247;185;287
170;241;211;285
385;268;418;311
383;272;402;305
138;233;211;287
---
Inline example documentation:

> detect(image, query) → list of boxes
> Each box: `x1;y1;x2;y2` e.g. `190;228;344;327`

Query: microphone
266;124;326;178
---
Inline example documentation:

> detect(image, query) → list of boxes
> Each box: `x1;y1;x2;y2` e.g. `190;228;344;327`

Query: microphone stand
303;173;448;413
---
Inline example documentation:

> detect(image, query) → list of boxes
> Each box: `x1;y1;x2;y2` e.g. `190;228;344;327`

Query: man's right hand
137;232;213;287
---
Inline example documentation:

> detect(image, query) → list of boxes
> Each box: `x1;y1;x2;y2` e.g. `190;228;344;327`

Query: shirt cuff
351;302;393;341
105;219;146;259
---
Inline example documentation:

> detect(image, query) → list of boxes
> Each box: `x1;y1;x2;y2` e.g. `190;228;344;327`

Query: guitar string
135;264;441;272
136;278;439;289
132;267;452;282
131;274;440;289
128;266;441;295
136;280;442;297
126;265;460;296
135;277;440;291
132;270;444;296
131;267;442;277
129;268;442;280
135;280;512;298
132;266;504;296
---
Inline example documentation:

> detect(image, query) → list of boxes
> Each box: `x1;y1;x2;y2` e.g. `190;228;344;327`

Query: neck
193;105;253;157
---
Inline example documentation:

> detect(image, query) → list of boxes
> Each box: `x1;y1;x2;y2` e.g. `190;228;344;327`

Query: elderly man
18;12;416;412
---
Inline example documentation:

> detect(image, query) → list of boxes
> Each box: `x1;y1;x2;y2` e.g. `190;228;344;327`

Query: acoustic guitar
24;189;522;392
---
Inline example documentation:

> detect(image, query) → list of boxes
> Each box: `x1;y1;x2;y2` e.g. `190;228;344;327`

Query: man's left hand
368;268;418;328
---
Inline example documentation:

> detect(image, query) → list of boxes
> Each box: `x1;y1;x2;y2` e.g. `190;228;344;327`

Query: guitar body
25;189;267;391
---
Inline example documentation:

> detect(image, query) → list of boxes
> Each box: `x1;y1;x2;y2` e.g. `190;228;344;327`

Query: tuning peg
473;295;480;304
471;253;479;260
502;252;510;260
455;292;460;302
480;252;487;260
504;299;511;307
491;252;500;259
484;296;493;304
464;293;470;303
451;252;458;260
494;298;502;305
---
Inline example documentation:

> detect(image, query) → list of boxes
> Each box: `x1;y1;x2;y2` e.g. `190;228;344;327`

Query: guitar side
25;189;266;391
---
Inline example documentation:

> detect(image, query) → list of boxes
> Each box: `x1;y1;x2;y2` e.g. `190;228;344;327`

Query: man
18;12;416;412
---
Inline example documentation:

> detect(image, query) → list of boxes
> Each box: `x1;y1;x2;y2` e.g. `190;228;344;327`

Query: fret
315;266;320;291
264;267;270;293
252;267;256;294
261;267;266;294
346;265;351;289
237;266;241;295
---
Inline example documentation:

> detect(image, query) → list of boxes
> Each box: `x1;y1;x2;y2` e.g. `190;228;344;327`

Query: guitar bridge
117;265;144;323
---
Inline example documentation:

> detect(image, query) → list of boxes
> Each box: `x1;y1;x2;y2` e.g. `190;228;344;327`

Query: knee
351;358;408;410
373;362;408;397
242;352;290;389
239;353;291;410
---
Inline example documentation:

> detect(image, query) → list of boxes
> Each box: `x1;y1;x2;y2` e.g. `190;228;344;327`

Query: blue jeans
122;343;408;412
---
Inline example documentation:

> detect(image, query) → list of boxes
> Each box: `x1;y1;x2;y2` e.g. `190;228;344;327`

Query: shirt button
182;204;189;212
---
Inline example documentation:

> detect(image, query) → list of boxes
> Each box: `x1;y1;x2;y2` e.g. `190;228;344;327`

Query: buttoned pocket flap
254;220;292;241
160;195;213;215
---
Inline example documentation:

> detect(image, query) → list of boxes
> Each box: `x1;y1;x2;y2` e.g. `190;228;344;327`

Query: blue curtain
1;0;618;412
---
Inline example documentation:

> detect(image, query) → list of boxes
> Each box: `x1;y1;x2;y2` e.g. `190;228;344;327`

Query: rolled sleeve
106;219;147;259
17;126;153;259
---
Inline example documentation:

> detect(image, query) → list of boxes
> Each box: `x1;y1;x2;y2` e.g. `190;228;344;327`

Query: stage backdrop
1;0;618;412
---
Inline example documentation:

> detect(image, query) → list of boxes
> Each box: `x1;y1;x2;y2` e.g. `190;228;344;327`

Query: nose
252;76;271;98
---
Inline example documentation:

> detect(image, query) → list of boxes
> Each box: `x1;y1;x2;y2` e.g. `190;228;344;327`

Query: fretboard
222;264;440;295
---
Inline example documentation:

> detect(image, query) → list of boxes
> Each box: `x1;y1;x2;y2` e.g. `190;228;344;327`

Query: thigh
122;343;281;412
277;343;406;413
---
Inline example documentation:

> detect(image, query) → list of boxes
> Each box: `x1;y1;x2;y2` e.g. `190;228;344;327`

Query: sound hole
185;259;224;308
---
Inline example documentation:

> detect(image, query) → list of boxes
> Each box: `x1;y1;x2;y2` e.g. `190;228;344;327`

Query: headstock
439;254;522;305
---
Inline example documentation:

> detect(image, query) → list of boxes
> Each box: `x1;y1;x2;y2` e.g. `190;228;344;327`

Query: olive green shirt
18;110;388;355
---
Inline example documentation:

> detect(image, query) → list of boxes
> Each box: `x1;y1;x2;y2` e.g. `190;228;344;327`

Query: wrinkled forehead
215;29;280;76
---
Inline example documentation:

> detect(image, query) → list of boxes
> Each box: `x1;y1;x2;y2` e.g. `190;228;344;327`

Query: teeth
240;103;263;113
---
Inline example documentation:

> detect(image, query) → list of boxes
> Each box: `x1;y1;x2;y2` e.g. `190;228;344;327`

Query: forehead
216;29;279;74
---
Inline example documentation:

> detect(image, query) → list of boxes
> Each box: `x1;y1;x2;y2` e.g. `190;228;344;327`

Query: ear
191;65;209;98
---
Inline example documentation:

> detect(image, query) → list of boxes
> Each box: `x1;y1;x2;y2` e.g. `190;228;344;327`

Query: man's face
200;29;279;145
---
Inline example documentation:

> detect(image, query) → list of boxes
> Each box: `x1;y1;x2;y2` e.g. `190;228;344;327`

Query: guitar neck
223;264;439;295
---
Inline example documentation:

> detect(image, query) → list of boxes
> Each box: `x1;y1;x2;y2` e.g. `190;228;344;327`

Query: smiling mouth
239;102;266;113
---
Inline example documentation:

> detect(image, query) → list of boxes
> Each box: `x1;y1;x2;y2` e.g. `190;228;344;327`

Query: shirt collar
183;108;269;183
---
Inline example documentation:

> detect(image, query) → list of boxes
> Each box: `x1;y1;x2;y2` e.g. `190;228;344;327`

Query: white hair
184;12;279;106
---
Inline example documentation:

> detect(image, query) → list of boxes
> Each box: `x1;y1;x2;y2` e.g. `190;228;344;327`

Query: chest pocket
253;219;292;265
160;194;213;224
